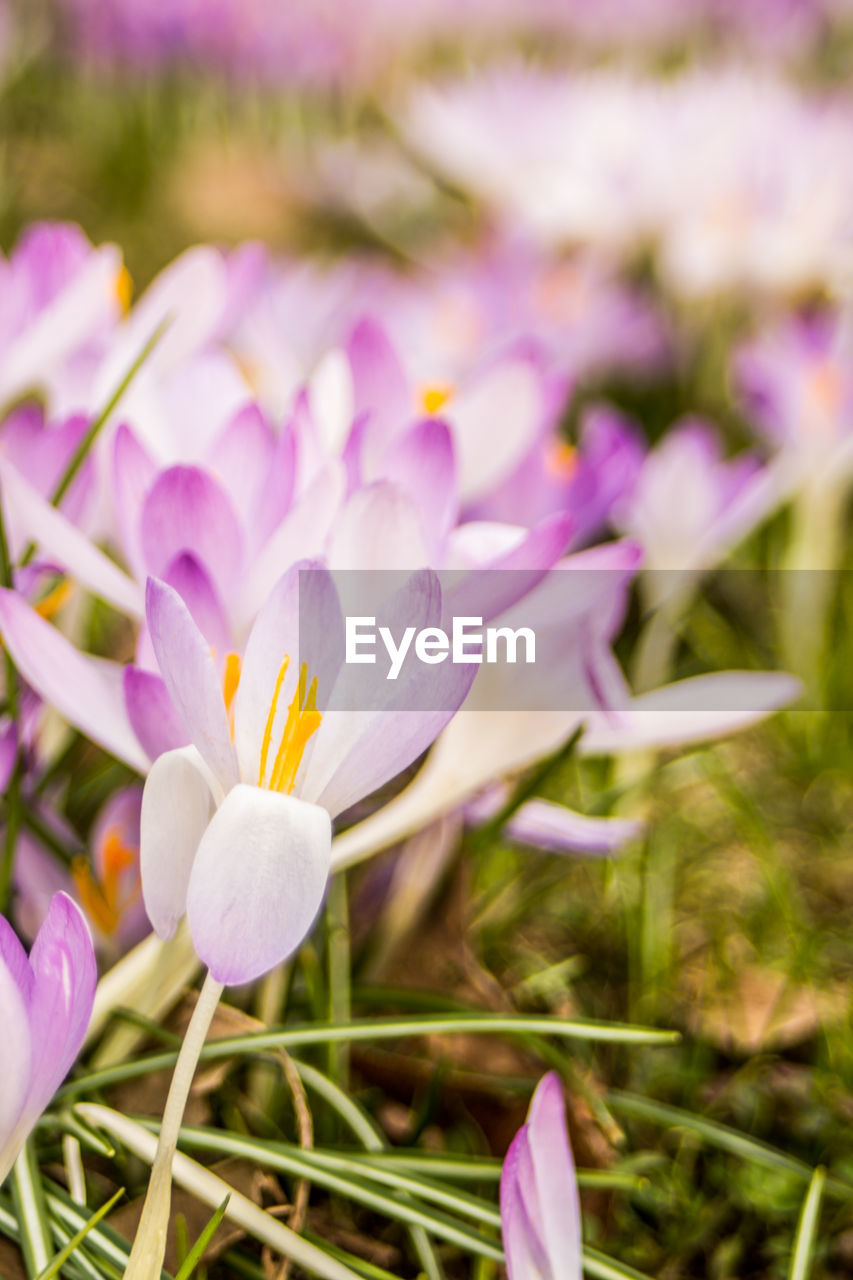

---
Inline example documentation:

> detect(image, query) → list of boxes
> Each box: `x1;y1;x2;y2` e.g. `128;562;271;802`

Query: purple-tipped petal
140;746;216;940
0;590;149;772
123;666;190;761
500;1128;554;1280
0;957;31;1179
209;404;293;554
0;459;143;618
581;671;802;755
140;465;244;601
186;784;331;986
525;1072;582;1276
501;798;642;856
145;577;239;791
111;423;156;580
347;317;410;456
161;552;231;656
383;418;459;558
26;893;96;1110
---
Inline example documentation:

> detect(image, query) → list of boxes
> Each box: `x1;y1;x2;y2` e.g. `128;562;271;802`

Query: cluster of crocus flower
0;215;806;1275
44;0;853;87
403;64;853;297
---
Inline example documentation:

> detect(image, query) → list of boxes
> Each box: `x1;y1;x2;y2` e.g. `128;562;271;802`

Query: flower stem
123;970;224;1280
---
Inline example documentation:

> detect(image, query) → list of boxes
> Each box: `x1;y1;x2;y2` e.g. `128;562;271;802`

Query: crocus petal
308;570;476;818
347;317;411;463
382;418;458;559
580;671;802;755
140;465;244;602
111;423;156;580
0;459;143;618
494;797;642;856
123;667;190;761
331;707;584;872
186;784;331;985
524;1072;582;1277
161;552;231;656
0;915;34;1001
146;577;239;791
0;956;31;1180
234;562;344;787
308;347;354;455
453;360;543;501
328;482;429;571
238;460;345;628
209;405;293;556
0;244;122;409
0;590;149;772
500;1132;553;1280
140;746;217;940
93;246;227;398
26;893;96;1109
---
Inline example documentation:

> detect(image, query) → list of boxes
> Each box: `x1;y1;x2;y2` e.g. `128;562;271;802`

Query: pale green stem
781;477;845;697
123;971;224;1280
326;873;350;1090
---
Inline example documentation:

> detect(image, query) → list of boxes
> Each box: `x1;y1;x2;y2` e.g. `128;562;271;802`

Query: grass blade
173;1196;230;1280
788;1167;826;1280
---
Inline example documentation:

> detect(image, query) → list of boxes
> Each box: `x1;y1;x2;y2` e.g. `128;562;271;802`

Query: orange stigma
544;438;578;480
222;652;242;739
72;827;139;937
116;265;133;315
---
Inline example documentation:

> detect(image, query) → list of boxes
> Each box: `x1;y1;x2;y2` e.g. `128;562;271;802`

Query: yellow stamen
72;827;139;937
222;652;242;739
116;265;134;315
267;661;321;795
35;578;75;620
419;383;453;416
259;655;290;787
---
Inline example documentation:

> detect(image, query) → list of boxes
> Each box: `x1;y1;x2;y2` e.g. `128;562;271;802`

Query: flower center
419;383;454;415
259;657;322;794
72;826;140;937
116;265;134;315
222;651;242;739
544;437;578;480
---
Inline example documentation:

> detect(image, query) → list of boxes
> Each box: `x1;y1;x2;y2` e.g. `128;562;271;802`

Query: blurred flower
613;417;779;597
403;65;853;297
0;222;125;413
500;1071;582;1280
140;563;474;984
735;306;853;490
0;892;96;1184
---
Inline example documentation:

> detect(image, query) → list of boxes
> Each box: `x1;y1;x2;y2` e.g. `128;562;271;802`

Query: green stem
326;873;351;1090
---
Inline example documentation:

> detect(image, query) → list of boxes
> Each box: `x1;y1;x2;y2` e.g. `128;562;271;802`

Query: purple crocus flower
0;893;97;1185
613;417;779;587
735;307;853;489
0;222;125;413
139;561;475;985
500;1071;582;1280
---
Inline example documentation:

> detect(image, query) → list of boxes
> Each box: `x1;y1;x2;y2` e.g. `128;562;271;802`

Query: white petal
140;747;217;940
186;784;331;985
